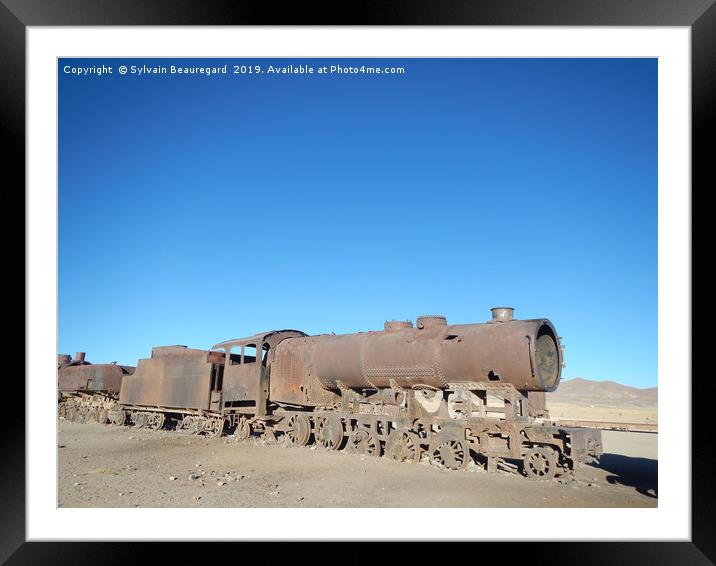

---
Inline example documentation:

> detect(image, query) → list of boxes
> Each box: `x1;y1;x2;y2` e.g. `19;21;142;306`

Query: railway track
554;419;657;433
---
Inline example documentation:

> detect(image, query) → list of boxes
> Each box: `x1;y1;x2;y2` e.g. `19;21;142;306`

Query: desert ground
547;378;657;425
548;404;657;424
58;420;657;508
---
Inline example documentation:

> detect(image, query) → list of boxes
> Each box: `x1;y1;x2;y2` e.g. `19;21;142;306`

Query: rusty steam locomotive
58;307;602;479
57;352;135;423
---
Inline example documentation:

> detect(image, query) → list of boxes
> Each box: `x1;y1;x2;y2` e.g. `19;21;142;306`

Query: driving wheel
523;446;559;480
429;433;469;470
285;413;312;446
315;415;344;450
346;429;381;457
385;430;422;463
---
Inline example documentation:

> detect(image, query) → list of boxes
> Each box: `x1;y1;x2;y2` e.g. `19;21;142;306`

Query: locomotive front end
439;308;563;392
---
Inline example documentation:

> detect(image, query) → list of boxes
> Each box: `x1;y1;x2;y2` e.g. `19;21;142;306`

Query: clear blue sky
58;58;657;387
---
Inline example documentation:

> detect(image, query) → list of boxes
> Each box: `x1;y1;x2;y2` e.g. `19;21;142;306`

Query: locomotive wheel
346;429;381;457
523;446;559;480
206;417;224;437
98;408;109;424
133;412;147;428
109;409;126;426
77;408;89;424
385;430;421;463
235;417;252;440
178;415;193;432
58;404;66;419
148;412;166;431
285;414;311;447
87;408;99;423
429;433;469;470
190;417;206;435
66;406;78;422
178;416;204;435
315;415;344;450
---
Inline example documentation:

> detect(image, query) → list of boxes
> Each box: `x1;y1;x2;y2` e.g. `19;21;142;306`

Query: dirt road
58;421;657;508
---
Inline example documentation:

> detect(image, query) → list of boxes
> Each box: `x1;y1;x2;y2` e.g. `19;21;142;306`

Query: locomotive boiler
268;307;562;407
58;352;135;423
103;307;601;480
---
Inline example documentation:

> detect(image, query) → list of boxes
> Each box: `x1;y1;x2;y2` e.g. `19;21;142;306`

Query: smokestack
75;352;86;363
490;307;514;322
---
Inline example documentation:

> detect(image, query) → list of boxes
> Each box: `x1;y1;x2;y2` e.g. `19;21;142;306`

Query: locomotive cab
212;330;306;416
212;337;270;416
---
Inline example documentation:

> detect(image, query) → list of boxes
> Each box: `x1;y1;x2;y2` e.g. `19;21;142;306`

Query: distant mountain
548;377;657;408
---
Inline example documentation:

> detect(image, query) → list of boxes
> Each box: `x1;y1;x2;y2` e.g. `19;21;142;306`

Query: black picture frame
7;1;706;563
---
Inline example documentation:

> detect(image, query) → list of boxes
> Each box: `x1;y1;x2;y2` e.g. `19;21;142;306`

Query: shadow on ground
590;454;658;498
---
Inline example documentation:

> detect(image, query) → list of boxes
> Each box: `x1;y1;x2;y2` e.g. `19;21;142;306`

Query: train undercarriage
58;392;119;425
89;383;601;481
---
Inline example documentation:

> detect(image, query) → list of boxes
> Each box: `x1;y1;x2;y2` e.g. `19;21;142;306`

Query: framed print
9;0;707;562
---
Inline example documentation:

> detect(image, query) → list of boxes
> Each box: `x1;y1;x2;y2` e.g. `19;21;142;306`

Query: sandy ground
58;421;657;508
548;403;657;425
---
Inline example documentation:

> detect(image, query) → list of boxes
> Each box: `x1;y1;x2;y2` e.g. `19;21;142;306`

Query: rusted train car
58;352;135;423
103;308;602;480
109;335;301;432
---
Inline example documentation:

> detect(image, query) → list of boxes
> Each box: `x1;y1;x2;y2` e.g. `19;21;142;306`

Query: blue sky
58;58;657;387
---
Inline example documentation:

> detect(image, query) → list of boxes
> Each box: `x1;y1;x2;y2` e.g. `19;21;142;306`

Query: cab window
243;344;257;364
229;348;242;366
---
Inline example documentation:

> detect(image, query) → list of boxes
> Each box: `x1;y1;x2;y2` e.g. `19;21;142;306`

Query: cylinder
310;313;562;392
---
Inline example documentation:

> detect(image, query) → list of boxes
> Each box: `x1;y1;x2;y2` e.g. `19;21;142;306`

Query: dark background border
6;0;707;563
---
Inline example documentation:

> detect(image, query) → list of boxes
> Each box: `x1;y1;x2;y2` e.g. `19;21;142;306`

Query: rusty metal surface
527;391;550;418
558;427;604;461
58;353;133;394
212;330;307;352
269;335;338;406
271;308;562;400
490;307;514;322
119;345;218;410
384;320;414;331
212;330;307;415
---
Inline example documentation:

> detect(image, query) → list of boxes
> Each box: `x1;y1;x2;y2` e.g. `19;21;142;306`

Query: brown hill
548;377;657;409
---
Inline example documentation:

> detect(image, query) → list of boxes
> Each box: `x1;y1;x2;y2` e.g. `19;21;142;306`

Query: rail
554;419;658;433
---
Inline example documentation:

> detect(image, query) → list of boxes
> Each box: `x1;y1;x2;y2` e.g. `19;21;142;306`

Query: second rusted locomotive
58;352;135;424
92;307;602;480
